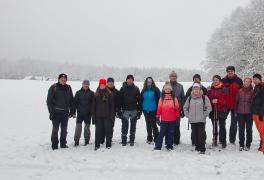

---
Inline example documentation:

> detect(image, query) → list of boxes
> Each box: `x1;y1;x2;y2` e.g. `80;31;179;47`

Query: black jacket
120;82;141;111
186;84;208;98
251;84;264;115
108;87;121;113
74;88;94;115
47;83;74;115
92;89;115;123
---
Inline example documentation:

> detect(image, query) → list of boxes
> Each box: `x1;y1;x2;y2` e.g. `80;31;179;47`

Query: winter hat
58;73;67;80
192;83;201;89
126;74;134;81
107;77;114;83
226;66;235;72
99;79;107;86
169;70;177;77
82;80;90;85
253;73;262;81
212;75;222;82
193;74;201;81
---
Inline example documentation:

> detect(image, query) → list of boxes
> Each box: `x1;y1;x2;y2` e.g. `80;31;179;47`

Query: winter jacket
120;82;141;111
251;83;264;116
170;81;185;110
183;94;212;124
47;83;74;115
74;88;94;115
108;86;121;114
186;84;208;98
235;86;253;115
222;75;243;110
207;84;228;113
141;86;160;112
92;89;115;123
156;94;180;121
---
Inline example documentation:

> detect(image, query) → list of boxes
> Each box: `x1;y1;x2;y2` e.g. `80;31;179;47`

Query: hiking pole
188;120;190;130
213;103;218;146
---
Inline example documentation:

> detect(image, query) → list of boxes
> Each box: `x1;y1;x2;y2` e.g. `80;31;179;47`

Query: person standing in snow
184;83;212;154
46;73;75;150
73;80;94;147
251;74;264;154
207;75;228;149
93;79;115;150
222;66;243;144
234;77;253;151
119;75;142;146
186;74;208;146
154;82;180;150
168;70;185;145
141;77;161;144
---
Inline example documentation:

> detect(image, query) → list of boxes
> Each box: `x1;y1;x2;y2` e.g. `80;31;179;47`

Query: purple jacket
235;87;253;115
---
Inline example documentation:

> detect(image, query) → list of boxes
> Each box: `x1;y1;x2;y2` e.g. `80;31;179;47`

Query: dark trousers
210;117;227;145
51;112;69;147
155;121;176;149
143;111;159;142
237;114;253;147
121;110;138;144
101;117;115;144
191;123;206;152
165;120;180;145
95;117;112;148
227;109;237;143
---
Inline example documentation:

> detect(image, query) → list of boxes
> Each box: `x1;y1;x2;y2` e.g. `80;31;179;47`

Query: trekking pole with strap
213;103;218;145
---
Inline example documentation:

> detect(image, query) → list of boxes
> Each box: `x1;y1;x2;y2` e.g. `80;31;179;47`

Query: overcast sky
0;0;251;69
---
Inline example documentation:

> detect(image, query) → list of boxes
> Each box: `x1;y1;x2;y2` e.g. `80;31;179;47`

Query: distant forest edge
0;59;206;82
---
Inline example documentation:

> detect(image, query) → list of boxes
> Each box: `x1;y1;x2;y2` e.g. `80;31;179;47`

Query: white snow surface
0;80;263;180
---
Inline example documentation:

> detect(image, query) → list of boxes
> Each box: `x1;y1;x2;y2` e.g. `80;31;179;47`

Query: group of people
46;66;264;155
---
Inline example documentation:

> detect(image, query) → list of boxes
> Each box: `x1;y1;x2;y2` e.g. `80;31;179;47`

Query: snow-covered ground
0;79;263;180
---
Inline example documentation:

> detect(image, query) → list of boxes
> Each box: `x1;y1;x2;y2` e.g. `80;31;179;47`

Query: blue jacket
141;86;161;112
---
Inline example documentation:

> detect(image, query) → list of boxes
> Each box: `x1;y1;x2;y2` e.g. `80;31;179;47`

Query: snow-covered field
0;79;263;180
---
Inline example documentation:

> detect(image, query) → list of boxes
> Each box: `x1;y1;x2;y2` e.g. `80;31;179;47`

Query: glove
259;115;263;122
137;111;142;120
92;116;96;125
49;113;55;121
180;111;185;118
156;117;161;126
117;111;124;119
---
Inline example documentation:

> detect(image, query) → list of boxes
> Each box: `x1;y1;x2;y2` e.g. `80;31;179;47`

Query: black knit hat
226;66;235;72
193;74;201;81
126;74;134;81
253;73;262;81
212;75;222;82
58;73;67;80
107;77;114;83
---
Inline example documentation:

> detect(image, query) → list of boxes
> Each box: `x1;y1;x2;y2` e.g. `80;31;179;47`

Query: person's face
147;79;153;86
100;84;106;89
213;78;220;86
192;88;200;95
59;77;67;85
170;74;177;82
227;70;235;78
107;82;114;89
253;78;261;85
82;84;89;90
127;78;133;85
193;78;201;84
164;87;172;94
244;79;251;88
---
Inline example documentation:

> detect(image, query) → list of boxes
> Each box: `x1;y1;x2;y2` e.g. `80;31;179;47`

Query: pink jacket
156;94;180;121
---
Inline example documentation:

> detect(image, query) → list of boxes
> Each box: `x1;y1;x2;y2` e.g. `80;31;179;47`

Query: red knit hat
99;79;107;86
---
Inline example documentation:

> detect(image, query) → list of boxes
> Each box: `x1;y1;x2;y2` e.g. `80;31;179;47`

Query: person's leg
238;114;246;148
219;117;227;147
104;117;112;148
149;111;159;142
245;114;253;148
253;114;262;151
174;118;181;145
211;117;218;146
197;123;206;153
95;118;103;148
143;111;153;142
74;115;83;145
129;111;138;145
229;110;238;143
168;121;176;149
121;111;129;145
110;116;115;141
51;114;60;149
191;123;195;146
257;115;264;152
60;113;69;147
155;121;168;150
191;123;199;151
84;114;91;144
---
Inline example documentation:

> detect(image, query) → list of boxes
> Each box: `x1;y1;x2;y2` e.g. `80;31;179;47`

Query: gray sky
0;0;251;69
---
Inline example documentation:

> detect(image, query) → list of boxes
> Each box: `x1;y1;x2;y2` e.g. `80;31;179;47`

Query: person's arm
136;87;142;112
174;97;180;118
69;86;75;117
156;98;162;119
183;97;190;118
47;85;55;115
92;96;96;125
109;94;115;120
73;91;79;116
204;96;212;117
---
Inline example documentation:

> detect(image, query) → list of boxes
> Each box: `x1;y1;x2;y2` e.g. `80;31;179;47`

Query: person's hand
180;111;185;118
72;114;76;119
49;113;55;121
212;99;218;104
259;115;263;122
92;116;96;125
117;111;123;119
137;111;142;120
156;117;161;126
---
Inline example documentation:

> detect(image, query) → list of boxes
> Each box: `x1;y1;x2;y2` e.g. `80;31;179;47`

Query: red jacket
222;75;243;110
207;85;228;113
156;94;180;121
